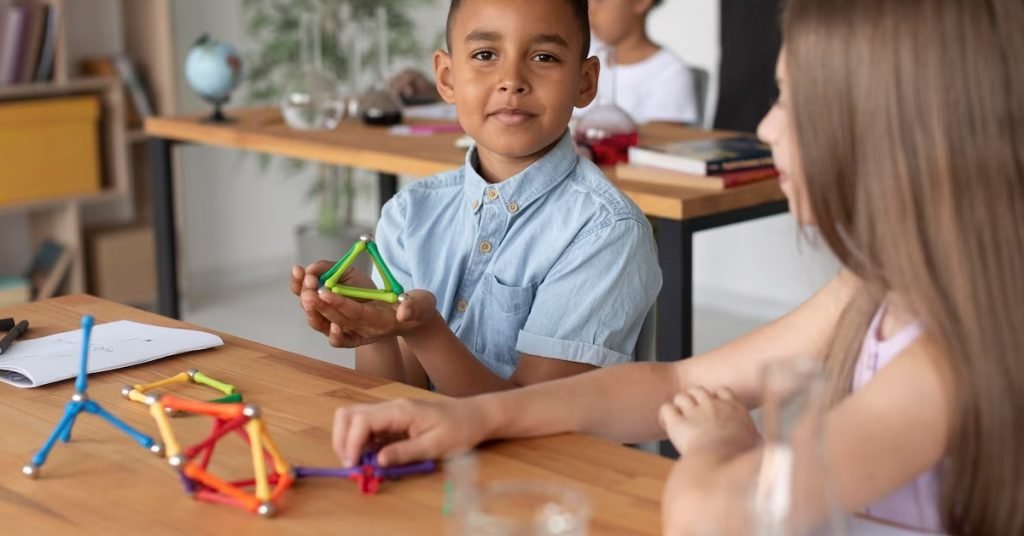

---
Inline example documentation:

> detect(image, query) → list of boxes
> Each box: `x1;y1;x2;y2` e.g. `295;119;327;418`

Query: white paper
0;321;224;388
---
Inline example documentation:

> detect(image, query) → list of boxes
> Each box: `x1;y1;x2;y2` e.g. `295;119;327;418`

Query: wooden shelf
0;0;174;304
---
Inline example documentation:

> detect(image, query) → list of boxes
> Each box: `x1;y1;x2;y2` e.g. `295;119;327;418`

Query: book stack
618;136;778;191
0;0;59;85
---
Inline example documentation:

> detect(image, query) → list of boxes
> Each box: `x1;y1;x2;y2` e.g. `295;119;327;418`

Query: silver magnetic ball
121;385;135;399
150;444;164;457
71;392;88;403
257;502;276;518
397;293;410;304
22;464;38;479
168;454;185;468
359;233;374;243
242;404;261;418
186;368;199;381
145;394;160;407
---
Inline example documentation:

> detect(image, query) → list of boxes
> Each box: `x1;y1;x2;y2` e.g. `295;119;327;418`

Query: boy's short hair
446;0;591;61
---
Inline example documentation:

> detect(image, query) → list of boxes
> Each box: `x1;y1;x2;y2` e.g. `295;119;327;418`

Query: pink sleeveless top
851;305;943;533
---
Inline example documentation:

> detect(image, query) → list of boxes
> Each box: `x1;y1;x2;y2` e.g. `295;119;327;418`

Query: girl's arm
662;337;954;534
332;271;858;465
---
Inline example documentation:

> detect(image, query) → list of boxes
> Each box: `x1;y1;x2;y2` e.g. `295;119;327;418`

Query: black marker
0;319;29;355
0;317;13;332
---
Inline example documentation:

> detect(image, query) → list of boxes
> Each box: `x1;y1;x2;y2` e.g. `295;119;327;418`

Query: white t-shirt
575;48;699;125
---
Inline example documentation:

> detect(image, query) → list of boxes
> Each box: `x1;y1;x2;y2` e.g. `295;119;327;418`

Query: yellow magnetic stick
127;389;150;404
135;372;190;392
324;241;366;288
149;402;180;457
259;427;291;474
192;371;235;395
247;420;270;501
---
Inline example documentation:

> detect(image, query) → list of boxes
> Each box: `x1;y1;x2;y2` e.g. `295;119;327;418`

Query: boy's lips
488;107;538;126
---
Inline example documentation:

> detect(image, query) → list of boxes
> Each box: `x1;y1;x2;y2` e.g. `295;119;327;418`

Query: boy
292;0;661;397
577;0;699;124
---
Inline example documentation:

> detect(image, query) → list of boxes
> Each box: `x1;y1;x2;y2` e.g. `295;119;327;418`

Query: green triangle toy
319;234;408;304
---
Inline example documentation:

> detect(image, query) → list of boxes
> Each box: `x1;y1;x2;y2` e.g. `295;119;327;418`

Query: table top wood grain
0;295;669;534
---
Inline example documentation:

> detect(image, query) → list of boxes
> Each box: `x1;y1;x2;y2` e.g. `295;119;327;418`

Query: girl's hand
659;387;760;457
332;397;490;467
309;288;439;348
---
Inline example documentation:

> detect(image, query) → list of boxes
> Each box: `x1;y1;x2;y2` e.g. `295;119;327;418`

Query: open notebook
0;320;224;388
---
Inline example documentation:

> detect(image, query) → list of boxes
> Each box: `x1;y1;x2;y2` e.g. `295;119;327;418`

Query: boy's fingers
290;266;305;295
333;403;420;467
396;290;436;322
305;260;335;278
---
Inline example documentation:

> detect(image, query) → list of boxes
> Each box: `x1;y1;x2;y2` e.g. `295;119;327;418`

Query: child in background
576;0;698;124
292;0;661;397
330;0;1024;533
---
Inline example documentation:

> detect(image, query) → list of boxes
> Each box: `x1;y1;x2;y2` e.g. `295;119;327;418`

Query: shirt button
480;240;493;253
507;202;519;214
486;188;499;201
471;200;479;210
456;299;469;312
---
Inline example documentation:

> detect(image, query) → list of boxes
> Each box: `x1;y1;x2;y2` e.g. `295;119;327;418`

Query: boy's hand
312;288;439;348
658;387;760;457
292;262;376;340
332;397;489;468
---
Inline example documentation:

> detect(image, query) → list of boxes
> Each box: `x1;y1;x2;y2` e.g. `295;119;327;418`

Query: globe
184;34;242;122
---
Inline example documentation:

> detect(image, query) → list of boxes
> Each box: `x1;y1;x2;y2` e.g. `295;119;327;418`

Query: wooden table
145;108;787;371
0;295;669;534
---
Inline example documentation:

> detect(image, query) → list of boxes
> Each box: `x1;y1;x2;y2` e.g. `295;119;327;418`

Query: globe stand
201;99;233;124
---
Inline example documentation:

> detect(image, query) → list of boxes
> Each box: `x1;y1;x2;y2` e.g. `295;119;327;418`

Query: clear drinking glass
354;5;403;126
280;4;346;130
461;481;591;536
751;358;848;536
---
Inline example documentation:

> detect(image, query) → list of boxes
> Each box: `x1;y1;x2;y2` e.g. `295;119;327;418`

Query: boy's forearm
355;338;405;382
401;313;518;396
475;361;682;444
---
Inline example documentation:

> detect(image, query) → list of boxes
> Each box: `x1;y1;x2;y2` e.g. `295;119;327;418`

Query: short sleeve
516;218;662;367
370;193;413;291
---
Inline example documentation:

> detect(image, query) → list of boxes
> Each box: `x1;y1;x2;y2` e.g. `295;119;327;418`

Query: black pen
0;320;29;355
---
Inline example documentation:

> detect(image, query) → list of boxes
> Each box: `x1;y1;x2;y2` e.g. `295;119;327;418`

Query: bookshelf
0;0;177;307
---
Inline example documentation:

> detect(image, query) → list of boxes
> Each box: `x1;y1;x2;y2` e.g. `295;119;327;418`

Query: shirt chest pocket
473;272;536;371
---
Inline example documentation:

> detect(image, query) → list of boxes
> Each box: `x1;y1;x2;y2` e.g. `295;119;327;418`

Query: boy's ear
434;49;456;104
575;56;601;108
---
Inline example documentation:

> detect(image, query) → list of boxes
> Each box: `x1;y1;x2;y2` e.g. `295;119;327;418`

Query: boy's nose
498;79;530;95
497;65;530;95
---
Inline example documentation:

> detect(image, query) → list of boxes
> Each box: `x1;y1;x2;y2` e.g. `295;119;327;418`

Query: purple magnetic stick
294;451;437;481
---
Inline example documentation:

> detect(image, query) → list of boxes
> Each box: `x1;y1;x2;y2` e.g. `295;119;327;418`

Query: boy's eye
472;51;497;61
533;53;558;63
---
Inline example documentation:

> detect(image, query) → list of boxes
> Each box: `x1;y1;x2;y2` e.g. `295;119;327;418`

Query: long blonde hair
783;0;1024;533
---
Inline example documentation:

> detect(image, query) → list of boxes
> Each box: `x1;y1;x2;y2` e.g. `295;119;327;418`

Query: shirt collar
463;131;577;214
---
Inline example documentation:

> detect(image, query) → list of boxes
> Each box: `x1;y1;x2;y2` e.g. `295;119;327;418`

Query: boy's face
588;0;652;46
435;0;599;160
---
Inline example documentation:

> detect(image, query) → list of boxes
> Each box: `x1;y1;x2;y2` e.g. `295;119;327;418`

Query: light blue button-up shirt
372;131;662;379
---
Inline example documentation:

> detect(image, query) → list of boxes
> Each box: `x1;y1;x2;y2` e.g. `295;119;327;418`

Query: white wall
649;0;840;319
